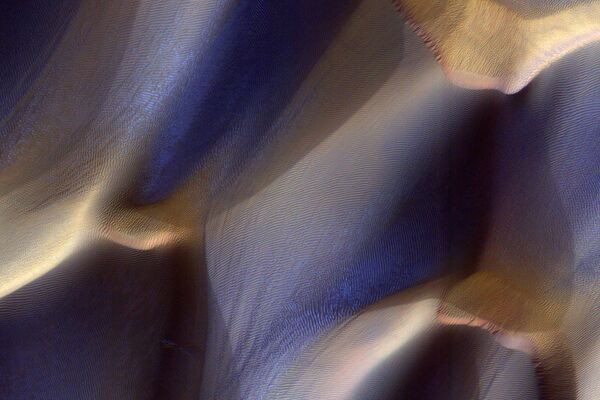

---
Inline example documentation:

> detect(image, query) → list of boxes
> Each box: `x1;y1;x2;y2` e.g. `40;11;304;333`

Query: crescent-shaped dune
393;0;600;93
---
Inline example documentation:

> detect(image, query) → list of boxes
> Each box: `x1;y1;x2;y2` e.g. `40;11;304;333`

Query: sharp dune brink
393;0;600;93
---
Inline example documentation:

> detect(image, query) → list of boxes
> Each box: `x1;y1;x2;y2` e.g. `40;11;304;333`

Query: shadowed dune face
0;0;82;119
1;0;600;398
393;0;600;93
435;272;565;375
0;242;207;400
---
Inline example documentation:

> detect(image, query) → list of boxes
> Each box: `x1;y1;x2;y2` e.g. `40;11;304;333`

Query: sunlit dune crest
393;0;600;93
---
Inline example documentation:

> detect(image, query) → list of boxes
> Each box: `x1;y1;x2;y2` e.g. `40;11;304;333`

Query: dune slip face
392;0;600;93
1;1;600;398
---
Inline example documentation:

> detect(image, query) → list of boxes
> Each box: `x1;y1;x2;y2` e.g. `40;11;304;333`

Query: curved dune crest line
437;271;576;400
97;209;186;251
95;191;198;251
392;0;600;93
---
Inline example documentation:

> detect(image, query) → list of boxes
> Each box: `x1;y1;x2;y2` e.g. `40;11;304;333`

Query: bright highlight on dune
393;0;600;93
